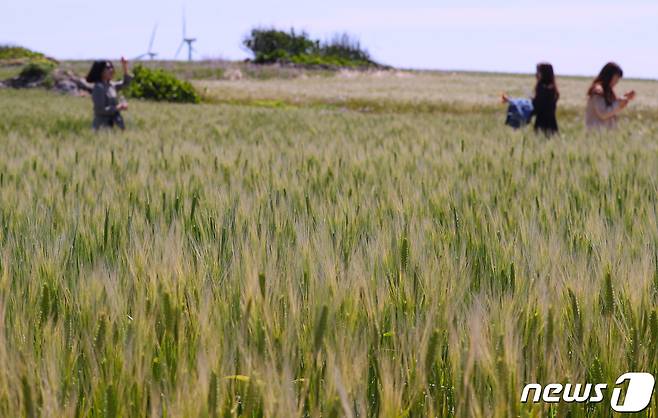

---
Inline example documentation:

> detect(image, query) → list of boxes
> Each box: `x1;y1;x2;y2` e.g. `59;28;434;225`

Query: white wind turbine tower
175;10;197;61
134;24;159;61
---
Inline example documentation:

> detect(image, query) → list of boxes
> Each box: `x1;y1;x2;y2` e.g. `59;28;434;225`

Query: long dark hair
588;62;623;106
535;62;559;100
86;60;113;83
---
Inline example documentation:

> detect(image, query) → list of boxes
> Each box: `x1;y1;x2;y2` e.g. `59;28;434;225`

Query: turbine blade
148;23;158;52
134;53;147;60
182;8;186;38
175;41;185;59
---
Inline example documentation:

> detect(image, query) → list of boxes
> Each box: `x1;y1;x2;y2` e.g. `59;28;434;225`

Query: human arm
590;95;627;121
114;56;133;91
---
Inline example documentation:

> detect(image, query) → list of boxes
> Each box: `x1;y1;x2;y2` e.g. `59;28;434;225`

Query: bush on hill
320;33;372;64
243;28;378;68
19;60;56;80
0;45;51;62
243;28;317;64
1;59;56;89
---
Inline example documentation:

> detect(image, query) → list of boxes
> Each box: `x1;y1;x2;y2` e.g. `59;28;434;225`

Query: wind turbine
175;10;197;61
135;24;158;60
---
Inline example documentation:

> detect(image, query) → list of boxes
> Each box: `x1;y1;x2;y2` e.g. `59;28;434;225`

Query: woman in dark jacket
85;57;132;130
532;62;559;136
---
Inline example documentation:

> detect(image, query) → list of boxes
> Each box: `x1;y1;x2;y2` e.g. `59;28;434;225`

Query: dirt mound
52;69;93;95
1;67;92;96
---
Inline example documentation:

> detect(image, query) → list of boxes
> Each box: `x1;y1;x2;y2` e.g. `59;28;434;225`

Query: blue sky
3;0;658;78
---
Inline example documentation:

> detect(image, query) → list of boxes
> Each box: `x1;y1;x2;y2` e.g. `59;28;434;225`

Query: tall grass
0;80;657;417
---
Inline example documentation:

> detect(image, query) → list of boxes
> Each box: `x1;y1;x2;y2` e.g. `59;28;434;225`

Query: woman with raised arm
86;57;132;130
585;62;636;130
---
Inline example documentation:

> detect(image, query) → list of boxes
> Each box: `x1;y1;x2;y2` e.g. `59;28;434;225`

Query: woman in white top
585;62;636;130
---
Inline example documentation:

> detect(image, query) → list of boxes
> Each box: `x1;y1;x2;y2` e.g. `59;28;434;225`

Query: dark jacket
92;75;132;130
532;84;559;135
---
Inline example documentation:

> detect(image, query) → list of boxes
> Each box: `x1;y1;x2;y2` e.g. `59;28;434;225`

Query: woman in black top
532;62;559;136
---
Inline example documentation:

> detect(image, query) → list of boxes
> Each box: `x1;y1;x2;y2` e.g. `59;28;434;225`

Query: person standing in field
501;62;559;136
531;63;559;136
585;62;636;130
86;57;132;130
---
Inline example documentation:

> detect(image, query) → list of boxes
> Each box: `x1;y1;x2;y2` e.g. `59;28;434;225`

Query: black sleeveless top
532;84;559;135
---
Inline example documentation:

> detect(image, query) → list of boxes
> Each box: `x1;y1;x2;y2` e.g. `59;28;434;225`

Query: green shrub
8;60;57;88
125;65;200;103
243;28;317;64
19;60;55;80
320;33;372;63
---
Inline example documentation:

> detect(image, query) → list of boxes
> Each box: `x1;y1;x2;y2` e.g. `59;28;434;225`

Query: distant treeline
243;28;380;68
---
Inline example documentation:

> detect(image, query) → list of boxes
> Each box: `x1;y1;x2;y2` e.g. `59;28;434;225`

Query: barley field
1;70;658;417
